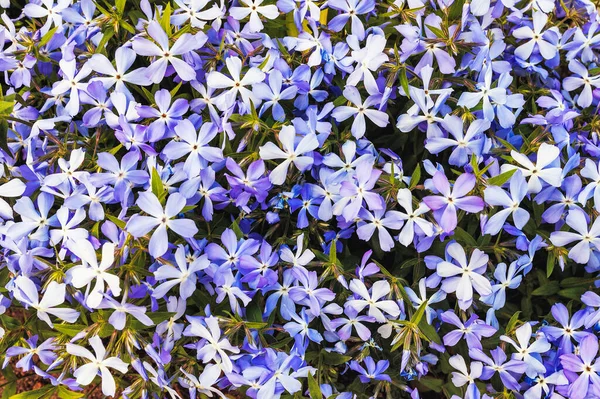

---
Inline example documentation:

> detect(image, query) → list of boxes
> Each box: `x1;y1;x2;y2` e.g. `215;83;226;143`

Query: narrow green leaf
487;169;517;186
0;118;10;155
307;373;322;399
321;351;352;365
9;386;54;399
53;324;88;337
531;281;560;296
505;311;521;333
160;3;172;36
39;26;59;48
56;387;84;399
151;167;165;200
411;301;428;325
106;214;126;230
115;0;126;14
409;164;421;189
399;68;410;97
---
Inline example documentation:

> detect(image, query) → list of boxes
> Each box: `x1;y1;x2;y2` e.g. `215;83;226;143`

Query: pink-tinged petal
439;204;458;232
432;171;451;196
452;173;476;198
422;195;447;211
454;196;485;213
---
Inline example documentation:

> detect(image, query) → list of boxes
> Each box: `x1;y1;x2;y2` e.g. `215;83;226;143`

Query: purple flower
441;311;496;350
136;89;189;142
423;172;484;233
349;357;392;383
469;347;526;391
560;335;600;399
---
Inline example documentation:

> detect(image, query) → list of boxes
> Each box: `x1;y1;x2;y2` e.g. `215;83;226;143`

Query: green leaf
447;0;466;20
9;385;54;399
453;227;477;247
321;351;352;365
0;100;15;116
411;301;427;325
531;281;560;296
151;167;165;200
95;29;114;53
505;311;521;334
546;251;555;278
169;81;183;98
115;0;126;14
425;24;445;39
307;372;322;399
54;324;88;337
231;219;244;239
160;2;172;36
0;118;10;155
38;26;59;48
418;317;442;344
409;163;421;189
399;68;410;97
1;366;16;399
106;214;126;230
56;387;84;399
419;376;444;392
558;287;587;300
487;169;517;186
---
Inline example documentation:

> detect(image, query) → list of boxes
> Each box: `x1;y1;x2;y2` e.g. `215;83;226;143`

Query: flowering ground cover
1;0;600;398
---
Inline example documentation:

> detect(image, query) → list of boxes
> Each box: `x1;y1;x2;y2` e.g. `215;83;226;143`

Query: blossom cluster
1;0;600;398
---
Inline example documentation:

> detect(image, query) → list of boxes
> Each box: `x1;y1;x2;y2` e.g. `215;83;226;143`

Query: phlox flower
66;336;128;397
435;241;492;310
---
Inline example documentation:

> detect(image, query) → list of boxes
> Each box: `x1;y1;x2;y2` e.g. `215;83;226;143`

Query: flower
68;240;121;309
549;210;600;264
66;336;128;396
423;172;485;233
436;241;492;310
259;125;319;185
331;86;389;138
126;192;198;258
153;245;209;300
349;357;392;383
346;279;400;322
229;0;279;32
500;322;551;378
559;335;600;399
13;277;79;328
500;143;562;194
132;21;205;83
184;316;240;373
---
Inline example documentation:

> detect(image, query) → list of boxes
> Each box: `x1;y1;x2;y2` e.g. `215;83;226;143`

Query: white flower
66;336;128;397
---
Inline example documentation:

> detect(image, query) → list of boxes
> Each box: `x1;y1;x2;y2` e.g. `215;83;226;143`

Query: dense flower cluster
1;0;600;398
